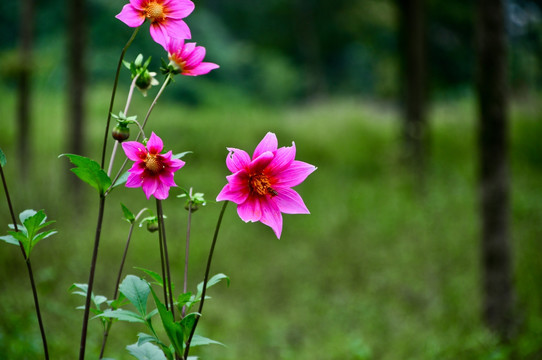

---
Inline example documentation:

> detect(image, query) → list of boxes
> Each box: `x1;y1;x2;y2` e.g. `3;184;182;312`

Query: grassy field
0;84;541;359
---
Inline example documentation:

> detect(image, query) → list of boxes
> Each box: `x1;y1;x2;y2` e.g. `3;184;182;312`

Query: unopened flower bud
146;220;159;233
112;124;130;142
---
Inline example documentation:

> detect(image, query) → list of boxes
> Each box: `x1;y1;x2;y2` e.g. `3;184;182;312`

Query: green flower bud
112;124;130;142
146;220;159;233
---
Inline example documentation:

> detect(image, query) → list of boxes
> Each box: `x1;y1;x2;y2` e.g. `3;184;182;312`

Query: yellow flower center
145;154;164;174
249;173;277;197
145;2;165;22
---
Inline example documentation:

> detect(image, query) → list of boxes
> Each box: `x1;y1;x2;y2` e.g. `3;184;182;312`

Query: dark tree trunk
67;0;87;157
17;0;34;177
293;0;327;99
476;0;515;340
398;0;427;183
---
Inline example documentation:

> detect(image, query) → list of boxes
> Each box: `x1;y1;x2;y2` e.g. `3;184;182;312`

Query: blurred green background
1;0;542;359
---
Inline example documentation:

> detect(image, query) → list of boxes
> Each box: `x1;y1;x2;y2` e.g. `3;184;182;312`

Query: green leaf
190;334;225;347
180;313;199;342
69;283;108;310
0;147;6;167
172;151;192;160
114;171;130;188
0;235;20;246
60;154;112;195
137;333;159;347
150;287;184;356
126;342;167;360
136;267;163;285
99;309;145;323
119;275;150;316
196;273;230;295
121;203;136;223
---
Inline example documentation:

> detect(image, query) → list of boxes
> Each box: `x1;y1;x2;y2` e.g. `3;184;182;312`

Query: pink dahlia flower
216;132;316;239
165;38;219;76
122;132;185;200
116;0;195;47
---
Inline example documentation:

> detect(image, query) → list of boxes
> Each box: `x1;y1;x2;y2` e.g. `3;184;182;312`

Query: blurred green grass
0;84;541;360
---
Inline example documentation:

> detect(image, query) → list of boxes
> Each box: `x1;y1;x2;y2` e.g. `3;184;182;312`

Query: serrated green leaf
126;342;167;360
31;230;57;250
0;148;6;167
119;275;150;316
19;209;37;224
60;154;112;195
99;309;145;323
150;287;184;356
190;334;225;347
121;203;136;223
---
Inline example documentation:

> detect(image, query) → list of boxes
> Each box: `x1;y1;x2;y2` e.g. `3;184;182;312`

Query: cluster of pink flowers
117;0;218;76
118;2;316;238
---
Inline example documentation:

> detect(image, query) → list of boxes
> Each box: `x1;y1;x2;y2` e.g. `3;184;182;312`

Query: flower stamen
249;173;276;197
145;154;163;174
145;2;165;22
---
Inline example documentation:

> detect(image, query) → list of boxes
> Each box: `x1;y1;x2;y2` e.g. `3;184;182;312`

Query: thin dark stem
99;207;146;359
79;195;106;360
1;165;49;359
182;189;193;318
100;27;139;169
156;202;169;310
183;201;229;359
157;200;175;319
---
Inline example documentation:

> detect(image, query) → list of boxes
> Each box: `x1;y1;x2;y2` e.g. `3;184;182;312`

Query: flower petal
164;0;195;19
274;160;316;188
142;176;159;199
253;132;278;159
216;184;249;204
153;181;171;200
129;0;145;11
159;172;177;187
248;151;274;174
122;141;147;161
267;142;296;175
274;188;309;214
116;4;145;27
184;45;205;69
237;196;262;222
259;197;283;239
184;62;220;76
149;23;169;48
226;148;251;173
146;132;163;154
161;18;192;40
126;173;143;188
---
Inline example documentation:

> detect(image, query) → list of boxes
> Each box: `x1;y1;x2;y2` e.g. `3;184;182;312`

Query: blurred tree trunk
476;0;515;340
67;0;87;188
17;0;34;178
398;0;427;184
293;0;327;99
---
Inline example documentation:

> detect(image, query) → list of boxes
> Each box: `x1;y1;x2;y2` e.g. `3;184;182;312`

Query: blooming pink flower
216;132;316;239
165;38;219;76
116;0;195;47
122;132;185;200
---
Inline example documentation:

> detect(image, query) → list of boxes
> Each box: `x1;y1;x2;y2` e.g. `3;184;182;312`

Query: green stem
183;201;229;359
0;165;49;360
100;27;139;169
78;195;106;360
